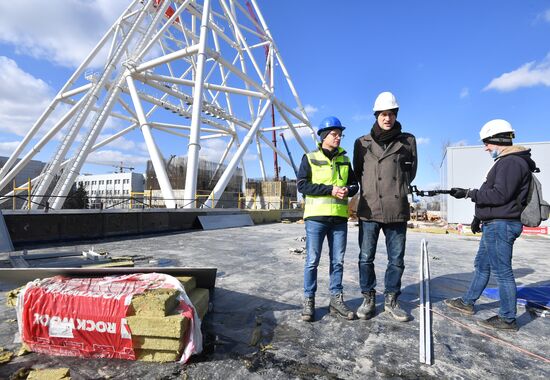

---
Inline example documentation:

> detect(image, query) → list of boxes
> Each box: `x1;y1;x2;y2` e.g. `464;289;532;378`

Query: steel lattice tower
0;0;314;209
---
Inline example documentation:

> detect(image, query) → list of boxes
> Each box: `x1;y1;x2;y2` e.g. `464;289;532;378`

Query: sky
0;0;549;190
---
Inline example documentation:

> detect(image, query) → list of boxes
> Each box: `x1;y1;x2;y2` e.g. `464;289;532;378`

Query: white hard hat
373;91;399;112
479;119;515;141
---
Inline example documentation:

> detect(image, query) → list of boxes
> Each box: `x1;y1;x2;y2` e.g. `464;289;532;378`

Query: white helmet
373;91;399;112
479;119;515;141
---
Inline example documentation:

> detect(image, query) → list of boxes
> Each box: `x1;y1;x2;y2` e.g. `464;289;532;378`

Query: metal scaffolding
0;0;315;209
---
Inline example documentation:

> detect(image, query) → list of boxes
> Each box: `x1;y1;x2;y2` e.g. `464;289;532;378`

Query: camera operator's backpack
517;169;550;227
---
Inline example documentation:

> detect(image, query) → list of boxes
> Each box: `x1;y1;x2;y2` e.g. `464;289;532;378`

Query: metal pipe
126;75;176;208
183;0;211;208
138;72;265;98
40;0;157;209
134;44;199;73
204;99;272;208
0;96;86;192
0;0;125;180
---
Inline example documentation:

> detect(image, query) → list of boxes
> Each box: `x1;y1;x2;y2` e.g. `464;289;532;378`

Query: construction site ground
1;222;549;379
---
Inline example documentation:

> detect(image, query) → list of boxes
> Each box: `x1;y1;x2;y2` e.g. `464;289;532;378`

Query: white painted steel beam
204;99;272;208
2;0;313;210
183;0;211;208
126;75;176;208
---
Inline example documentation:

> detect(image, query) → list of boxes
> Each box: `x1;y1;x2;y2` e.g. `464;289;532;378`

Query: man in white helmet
445;119;537;331
352;91;417;322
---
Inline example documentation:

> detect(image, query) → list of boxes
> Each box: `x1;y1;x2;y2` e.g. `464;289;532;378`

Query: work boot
477;315;518;332
329;293;355;320
301;297;315;322
356;290;376;320
384;293;411;322
444;297;474;315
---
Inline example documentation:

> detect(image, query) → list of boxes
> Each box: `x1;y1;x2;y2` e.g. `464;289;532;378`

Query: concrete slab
1;223;549;379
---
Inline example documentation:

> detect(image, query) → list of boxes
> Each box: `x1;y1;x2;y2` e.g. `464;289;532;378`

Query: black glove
450;187;470;199
470;216;481;234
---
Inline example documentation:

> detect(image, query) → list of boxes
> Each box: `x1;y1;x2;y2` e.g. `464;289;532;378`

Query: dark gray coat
353;132;417;223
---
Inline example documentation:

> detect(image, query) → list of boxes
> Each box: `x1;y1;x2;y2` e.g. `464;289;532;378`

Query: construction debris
9;367;30;379
6;247;134;268
6;286;23;307
26;367;71;380
0;347;14;364
288;247;305;255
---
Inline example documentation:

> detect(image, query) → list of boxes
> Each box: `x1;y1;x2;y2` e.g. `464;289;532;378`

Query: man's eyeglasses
328;132;344;139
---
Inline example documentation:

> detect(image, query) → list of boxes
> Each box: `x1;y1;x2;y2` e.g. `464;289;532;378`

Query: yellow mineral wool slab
136;349;180;363
126;312;189;338
128;288;180;317
189;288;209;319
26;367;71;380
86;260;135;268
132;335;182;351
175;276;197;294
5;286;24;308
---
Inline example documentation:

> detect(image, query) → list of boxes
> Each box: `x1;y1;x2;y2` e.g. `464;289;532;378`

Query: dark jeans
358;221;407;296
463;219;523;321
303;219;347;298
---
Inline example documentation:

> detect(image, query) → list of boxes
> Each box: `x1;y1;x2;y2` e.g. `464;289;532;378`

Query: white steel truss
0;0;315;209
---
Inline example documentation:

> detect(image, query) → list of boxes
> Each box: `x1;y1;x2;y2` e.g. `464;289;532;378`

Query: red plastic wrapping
16;273;201;362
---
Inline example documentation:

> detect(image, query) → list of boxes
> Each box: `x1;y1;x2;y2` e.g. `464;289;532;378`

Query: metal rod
126;75;176;208
183;0;212;208
419;239;426;363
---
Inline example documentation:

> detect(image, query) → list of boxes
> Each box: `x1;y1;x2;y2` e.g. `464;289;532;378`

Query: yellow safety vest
303;148;350;219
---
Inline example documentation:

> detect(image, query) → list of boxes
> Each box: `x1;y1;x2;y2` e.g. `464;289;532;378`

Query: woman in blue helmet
297;116;359;322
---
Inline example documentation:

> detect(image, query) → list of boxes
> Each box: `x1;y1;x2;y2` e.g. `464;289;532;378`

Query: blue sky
1;1;549;189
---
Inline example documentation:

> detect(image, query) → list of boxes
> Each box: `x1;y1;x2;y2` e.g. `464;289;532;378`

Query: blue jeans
358;221;407;296
303;219;347;298
463;219;523;321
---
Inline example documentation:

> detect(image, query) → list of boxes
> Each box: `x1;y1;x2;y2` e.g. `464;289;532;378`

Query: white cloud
97;134;142;151
0;56;51;136
450;140;468;147
484;54;550;92
303;104;318;117
459;87;469;98
87;149;149;167
416;137;430;145
536;9;550;23
0;141;20;156
279;125;316;144
294;104;318;118
199;139;231;163
0;0;127;67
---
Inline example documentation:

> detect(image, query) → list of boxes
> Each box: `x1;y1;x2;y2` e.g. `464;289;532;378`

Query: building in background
442;141;550;230
146;156;244;208
0;156;46;210
244;179;298;209
76;172;145;209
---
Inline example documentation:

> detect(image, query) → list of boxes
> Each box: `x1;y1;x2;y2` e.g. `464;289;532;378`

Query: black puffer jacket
469;146;536;221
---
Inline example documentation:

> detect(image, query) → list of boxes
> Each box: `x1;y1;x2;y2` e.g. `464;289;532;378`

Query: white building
76;172;145;209
442;142;550;228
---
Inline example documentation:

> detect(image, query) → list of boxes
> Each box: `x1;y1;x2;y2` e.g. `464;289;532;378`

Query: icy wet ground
1;222;549;379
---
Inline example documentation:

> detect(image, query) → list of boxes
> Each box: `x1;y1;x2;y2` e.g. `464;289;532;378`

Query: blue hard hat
317;116;345;136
